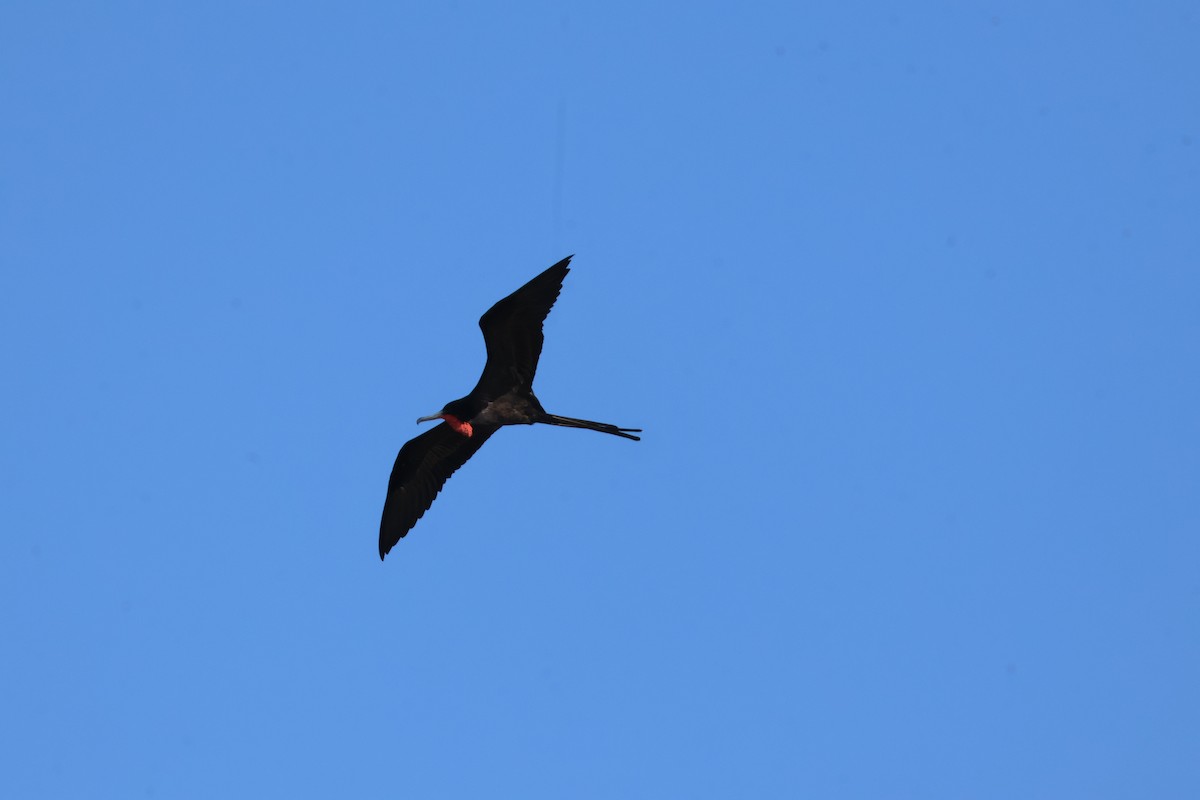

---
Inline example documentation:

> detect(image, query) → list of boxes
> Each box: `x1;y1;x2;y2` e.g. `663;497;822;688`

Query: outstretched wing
472;255;572;397
378;423;496;559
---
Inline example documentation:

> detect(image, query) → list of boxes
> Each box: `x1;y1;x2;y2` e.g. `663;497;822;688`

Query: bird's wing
378;422;496;558
473;255;572;396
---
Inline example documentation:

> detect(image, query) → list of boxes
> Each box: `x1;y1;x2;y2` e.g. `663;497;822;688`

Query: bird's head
416;397;479;437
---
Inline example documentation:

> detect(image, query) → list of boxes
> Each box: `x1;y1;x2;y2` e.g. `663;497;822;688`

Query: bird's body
378;255;640;559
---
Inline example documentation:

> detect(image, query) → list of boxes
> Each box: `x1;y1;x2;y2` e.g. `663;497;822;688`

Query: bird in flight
378;255;641;559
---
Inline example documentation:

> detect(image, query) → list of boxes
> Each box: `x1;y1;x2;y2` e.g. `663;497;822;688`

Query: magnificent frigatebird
378;255;640;559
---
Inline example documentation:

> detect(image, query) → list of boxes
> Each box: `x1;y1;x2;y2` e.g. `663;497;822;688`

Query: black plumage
378;256;640;559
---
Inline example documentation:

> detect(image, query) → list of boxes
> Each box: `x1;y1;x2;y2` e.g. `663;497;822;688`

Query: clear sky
2;2;1198;798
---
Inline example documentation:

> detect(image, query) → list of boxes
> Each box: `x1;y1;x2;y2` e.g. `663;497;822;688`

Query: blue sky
2;2;1198;797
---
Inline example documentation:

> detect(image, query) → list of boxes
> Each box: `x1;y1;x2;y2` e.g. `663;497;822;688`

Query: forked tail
541;414;642;441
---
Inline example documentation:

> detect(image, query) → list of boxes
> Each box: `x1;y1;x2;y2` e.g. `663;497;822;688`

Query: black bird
378;255;640;559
